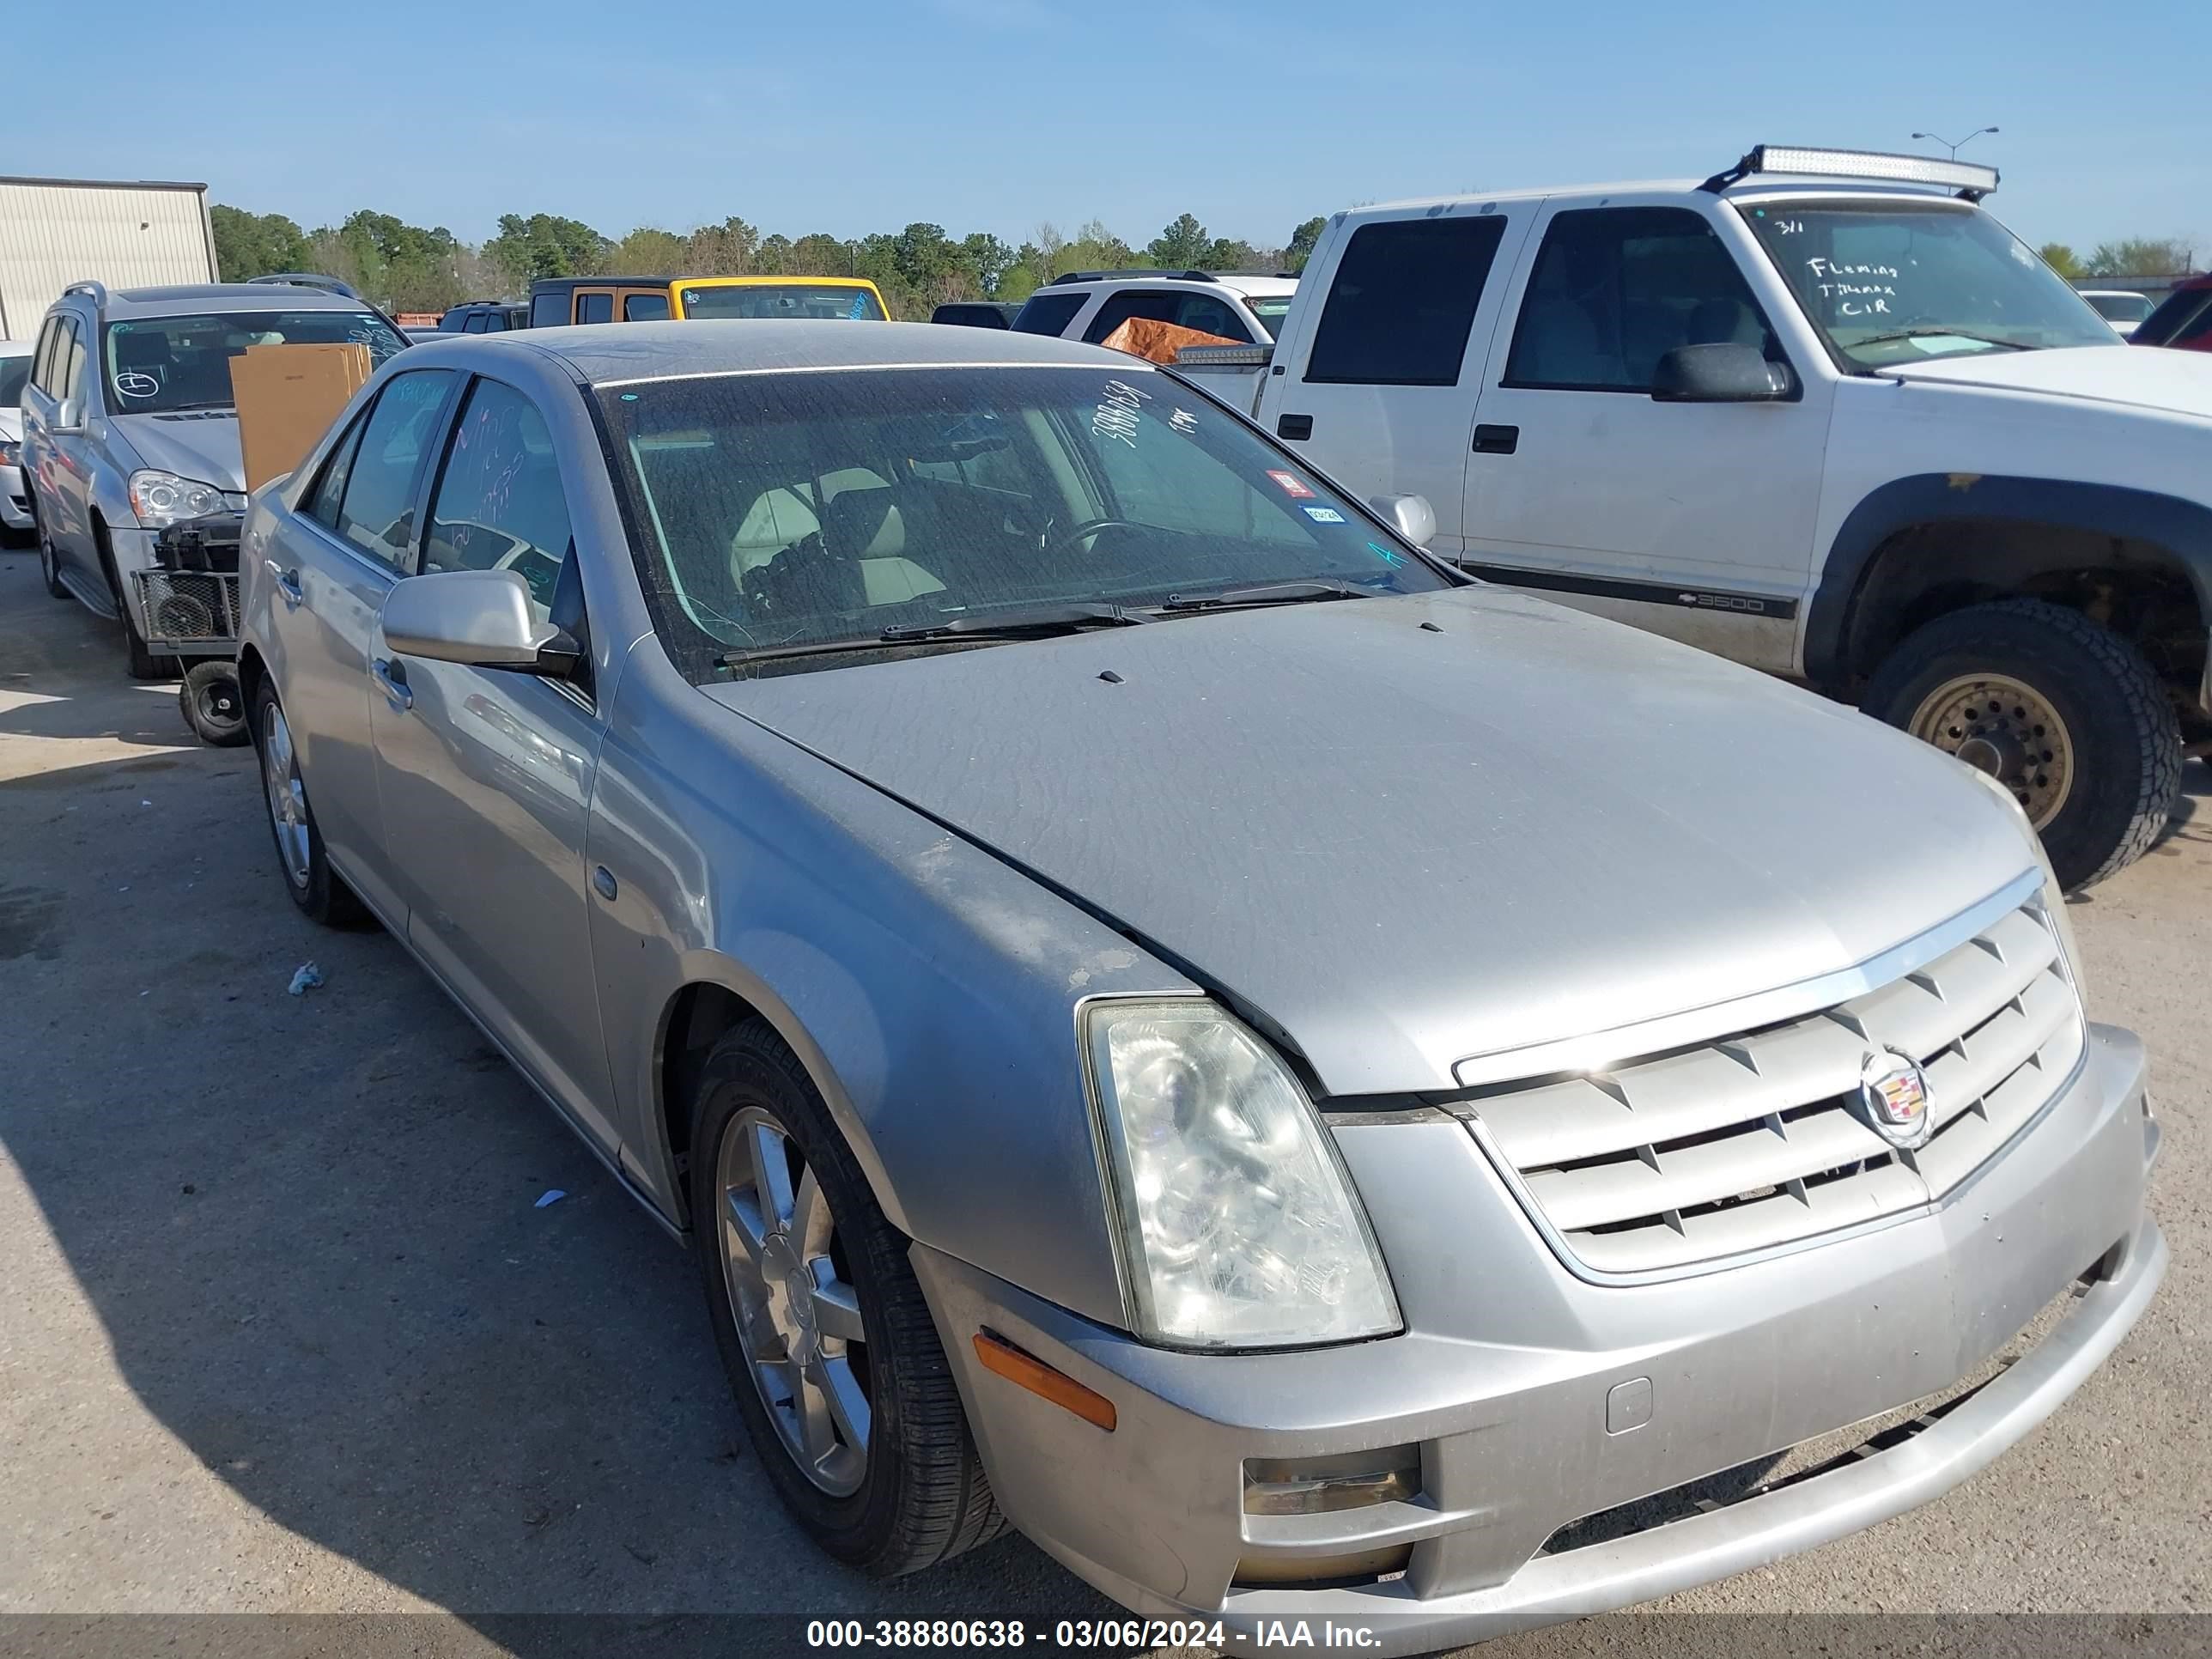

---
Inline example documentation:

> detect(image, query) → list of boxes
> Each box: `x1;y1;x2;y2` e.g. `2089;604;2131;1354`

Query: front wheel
1862;598;2182;890
690;1019;1004;1575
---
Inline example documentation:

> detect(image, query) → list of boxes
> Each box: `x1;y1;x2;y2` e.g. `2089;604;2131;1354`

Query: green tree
209;205;312;281
2037;243;2083;281
787;233;850;275
1202;236;1260;271
1285;216;1328;273
312;210;465;313
754;234;794;275
1147;212;1212;269
483;212;609;288
996;263;1042;302
2084;237;2195;276
893;222;961;292
684;216;760;276
614;227;686;272
1058;218;1133;277
961;233;1018;296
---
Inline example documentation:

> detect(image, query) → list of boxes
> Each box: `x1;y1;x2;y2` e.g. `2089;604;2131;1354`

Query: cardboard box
229;343;374;492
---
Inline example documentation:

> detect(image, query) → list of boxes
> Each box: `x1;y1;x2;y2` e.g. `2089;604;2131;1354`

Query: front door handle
372;657;412;714
266;560;304;608
1473;424;1520;455
1276;413;1314;441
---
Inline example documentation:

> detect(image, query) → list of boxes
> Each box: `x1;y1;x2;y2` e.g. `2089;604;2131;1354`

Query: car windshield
681;283;887;321
1245;295;1293;340
598;363;1449;680
103;309;408;414
0;352;29;407
2084;292;2154;325
1740;201;2121;367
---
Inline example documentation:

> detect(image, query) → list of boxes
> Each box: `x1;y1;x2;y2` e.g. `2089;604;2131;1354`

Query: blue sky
14;0;2206;259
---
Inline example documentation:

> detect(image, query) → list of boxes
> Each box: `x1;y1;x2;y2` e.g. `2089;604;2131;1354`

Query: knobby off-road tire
690;1018;1006;1575
1863;599;2182;890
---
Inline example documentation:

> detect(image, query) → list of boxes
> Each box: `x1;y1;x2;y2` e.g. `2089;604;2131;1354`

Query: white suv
1011;270;1296;347
1175;146;2212;890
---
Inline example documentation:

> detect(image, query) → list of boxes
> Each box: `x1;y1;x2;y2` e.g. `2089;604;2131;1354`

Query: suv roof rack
247;272;364;300
1045;269;1217;286
1699;143;1999;202
62;279;110;307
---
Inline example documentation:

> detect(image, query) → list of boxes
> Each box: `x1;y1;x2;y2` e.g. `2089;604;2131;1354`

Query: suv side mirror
1369;493;1437;547
380;568;581;678
1650;343;1796;404
52;397;84;434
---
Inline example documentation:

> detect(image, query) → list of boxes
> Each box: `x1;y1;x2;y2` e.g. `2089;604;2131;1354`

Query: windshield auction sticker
1267;469;1316;498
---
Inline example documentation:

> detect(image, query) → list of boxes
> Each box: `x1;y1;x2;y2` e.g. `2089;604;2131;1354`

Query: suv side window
1012;291;1085;336
1304;216;1509;386
421;378;575;619
1504;206;1781;392
1083;289;1255;346
333;369;456;570
32;317;63;393
59;319;89;404
530;292;568;328
623;292;670;322
575;292;614;325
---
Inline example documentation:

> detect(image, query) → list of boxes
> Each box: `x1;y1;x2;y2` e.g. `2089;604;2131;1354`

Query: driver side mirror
1369;493;1437;548
52;398;83;434
1650;343;1796;404
380;568;581;678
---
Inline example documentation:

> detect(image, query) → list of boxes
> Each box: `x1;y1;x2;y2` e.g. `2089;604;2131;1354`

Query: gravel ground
1;545;2203;1656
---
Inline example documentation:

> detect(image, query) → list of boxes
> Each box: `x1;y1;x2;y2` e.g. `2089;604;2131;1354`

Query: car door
1461;199;1832;673
1264;209;1528;556
263;367;458;921
368;374;620;1154
23;313;96;576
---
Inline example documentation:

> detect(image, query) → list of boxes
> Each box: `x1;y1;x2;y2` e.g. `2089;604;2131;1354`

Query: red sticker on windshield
1267;470;1316;499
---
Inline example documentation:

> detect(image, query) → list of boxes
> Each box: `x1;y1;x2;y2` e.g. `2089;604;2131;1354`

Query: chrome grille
1468;897;2082;1277
132;570;240;645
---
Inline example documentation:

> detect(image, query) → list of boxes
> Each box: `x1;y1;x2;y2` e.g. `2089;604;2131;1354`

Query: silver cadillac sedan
236;322;2164;1651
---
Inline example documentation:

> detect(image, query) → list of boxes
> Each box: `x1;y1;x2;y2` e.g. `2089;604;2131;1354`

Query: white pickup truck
1175;144;2212;890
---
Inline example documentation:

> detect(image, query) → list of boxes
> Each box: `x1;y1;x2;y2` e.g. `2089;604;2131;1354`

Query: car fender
1805;472;2212;688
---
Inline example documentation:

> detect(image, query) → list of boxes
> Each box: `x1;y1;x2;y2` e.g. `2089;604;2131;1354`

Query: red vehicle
2132;275;2212;351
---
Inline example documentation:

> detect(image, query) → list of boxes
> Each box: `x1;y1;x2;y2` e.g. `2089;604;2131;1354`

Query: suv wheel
690;1019;1005;1576
1863;599;2182;890
94;521;173;681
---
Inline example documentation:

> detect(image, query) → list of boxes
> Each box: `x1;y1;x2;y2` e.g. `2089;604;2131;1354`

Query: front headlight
1084;1000;1400;1349
128;468;231;527
0;438;20;467
1960;764;2087;994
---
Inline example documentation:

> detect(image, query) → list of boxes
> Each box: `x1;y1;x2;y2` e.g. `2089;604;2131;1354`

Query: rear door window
1084;289;1254;345
305;410;369;531
623;291;670;322
1012;291;1085;336
333;369;456;570
530;292;568;328
575;292;615;325
1304;216;1509;386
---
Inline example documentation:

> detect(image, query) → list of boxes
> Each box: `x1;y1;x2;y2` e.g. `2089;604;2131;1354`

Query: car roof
1351;178;1986;215
96;283;375;318
679;276;881;289
530;275;678;291
0;337;33;355
418;319;1134;384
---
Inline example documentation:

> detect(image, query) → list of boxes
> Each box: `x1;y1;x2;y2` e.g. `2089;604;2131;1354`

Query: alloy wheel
716;1105;872;1497
260;703;313;889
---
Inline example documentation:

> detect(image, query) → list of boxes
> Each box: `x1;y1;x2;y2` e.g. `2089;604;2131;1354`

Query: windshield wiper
1854;327;2030;353
716;603;1148;671
1160;580;1369;612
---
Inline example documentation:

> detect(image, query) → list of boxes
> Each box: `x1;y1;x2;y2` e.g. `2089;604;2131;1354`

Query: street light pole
1911;126;2000;159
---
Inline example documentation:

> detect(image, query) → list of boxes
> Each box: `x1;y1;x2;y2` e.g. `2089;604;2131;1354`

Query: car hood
1878;342;2212;418
703;589;2037;1097
106;410;246;491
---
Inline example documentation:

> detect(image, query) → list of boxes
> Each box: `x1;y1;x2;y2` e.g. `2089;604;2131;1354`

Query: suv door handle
1276;413;1314;441
372;657;412;714
1473;424;1520;455
266;560;304;608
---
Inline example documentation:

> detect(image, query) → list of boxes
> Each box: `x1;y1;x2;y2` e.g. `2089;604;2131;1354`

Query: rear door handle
1276;413;1314;441
266;560;304;607
372;657;412;714
1473;424;1520;455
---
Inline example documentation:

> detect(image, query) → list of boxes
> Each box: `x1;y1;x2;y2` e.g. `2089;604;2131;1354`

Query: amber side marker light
973;1331;1117;1432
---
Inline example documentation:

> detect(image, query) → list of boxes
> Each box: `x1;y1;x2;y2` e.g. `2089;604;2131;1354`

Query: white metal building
0;176;217;339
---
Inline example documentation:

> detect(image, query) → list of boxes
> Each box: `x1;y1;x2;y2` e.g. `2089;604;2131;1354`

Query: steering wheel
1042;518;1142;559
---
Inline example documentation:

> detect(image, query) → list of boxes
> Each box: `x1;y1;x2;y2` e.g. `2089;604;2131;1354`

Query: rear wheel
690;1019;1004;1575
1863;599;2181;890
250;679;368;926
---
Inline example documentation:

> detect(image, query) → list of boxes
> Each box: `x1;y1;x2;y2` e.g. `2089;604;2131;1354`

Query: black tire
38;535;70;599
690;1019;1005;1575
94;520;174;681
179;660;251;747
248;678;368;927
1862;599;2182;890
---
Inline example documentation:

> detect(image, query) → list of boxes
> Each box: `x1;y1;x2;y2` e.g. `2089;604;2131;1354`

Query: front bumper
0;462;29;528
118;519;245;659
915;1023;2162;1656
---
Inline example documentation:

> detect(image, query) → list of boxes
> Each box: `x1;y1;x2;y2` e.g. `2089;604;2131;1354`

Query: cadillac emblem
1857;1048;1935;1150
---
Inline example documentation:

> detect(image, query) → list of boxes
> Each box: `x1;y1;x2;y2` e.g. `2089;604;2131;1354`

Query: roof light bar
1704;144;1999;199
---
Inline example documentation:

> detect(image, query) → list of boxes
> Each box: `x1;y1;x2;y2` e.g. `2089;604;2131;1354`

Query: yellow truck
526;274;890;325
